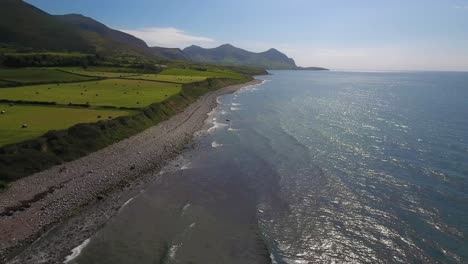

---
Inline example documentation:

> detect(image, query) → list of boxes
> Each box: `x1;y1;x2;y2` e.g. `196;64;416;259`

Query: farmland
60;68;141;78
0;68;97;84
159;68;244;79
0;79;182;108
0;66;250;147
126;74;206;83
0;103;132;146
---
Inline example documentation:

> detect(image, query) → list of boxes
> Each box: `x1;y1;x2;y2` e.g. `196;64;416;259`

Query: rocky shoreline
0;79;262;264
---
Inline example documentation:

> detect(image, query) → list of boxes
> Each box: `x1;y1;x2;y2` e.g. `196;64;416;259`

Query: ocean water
71;71;468;264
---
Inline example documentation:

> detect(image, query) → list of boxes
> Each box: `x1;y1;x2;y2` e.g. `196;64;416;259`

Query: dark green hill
56;14;152;56
182;44;297;70
150;46;190;61
0;0;153;58
0;0;93;52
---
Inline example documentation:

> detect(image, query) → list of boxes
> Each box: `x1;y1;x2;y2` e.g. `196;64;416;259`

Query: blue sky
26;0;468;71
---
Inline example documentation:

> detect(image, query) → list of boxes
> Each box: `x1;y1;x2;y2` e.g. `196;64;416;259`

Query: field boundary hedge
0;76;251;184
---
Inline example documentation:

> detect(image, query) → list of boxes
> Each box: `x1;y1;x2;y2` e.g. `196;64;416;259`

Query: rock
130;165;136;170
226;119;230;122
97;115;102;118
97;195;104;200
21;124;28;128
108;116;112;119
0;110;5;114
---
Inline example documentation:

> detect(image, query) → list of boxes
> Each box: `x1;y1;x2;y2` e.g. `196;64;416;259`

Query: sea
69;70;468;264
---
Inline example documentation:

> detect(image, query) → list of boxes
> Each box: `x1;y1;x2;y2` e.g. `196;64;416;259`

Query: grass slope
0;79;181;108
0;104;132;146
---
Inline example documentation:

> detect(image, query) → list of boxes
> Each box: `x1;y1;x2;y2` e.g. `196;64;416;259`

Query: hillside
56;14;152;57
0;0;93;52
0;0;153;59
182;44;297;70
150;46;190;61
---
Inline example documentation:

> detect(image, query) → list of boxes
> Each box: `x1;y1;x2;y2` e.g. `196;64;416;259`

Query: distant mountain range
0;0;328;70
151;44;328;70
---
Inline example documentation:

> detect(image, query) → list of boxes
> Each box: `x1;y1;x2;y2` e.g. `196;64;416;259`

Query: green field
60;68;141;78
159;68;244;79
127;74;207;83
4;52;93;57
0;68;96;84
0;80;14;87
0;104;133;146
0;79;182;108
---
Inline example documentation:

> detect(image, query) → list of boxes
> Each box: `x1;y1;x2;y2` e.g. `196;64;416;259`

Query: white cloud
120;27;216;48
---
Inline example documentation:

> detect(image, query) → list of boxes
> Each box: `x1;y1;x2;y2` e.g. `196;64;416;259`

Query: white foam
230;107;241;111
227;127;241;131
236;79;268;94
182;203;191;216
207;121;228;133
168;244;180;260
121;198;134;209
63;238;90;263
231;102;241;106
180;162;191;170
211;141;223;148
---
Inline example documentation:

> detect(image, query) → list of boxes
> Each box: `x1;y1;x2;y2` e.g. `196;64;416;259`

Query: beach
0;79;262;264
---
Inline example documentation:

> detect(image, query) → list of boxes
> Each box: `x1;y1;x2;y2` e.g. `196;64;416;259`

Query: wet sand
0;79;262;263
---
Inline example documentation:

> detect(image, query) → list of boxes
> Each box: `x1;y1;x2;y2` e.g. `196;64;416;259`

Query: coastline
0;79;262;263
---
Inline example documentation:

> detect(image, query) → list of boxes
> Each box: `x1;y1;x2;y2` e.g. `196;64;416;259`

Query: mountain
0;0;152;57
182;44;297;70
150;47;190;61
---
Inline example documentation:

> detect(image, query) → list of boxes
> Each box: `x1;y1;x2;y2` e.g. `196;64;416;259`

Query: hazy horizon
25;0;468;71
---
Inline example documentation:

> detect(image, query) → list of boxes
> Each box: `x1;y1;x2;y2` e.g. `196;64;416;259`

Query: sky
25;0;468;71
